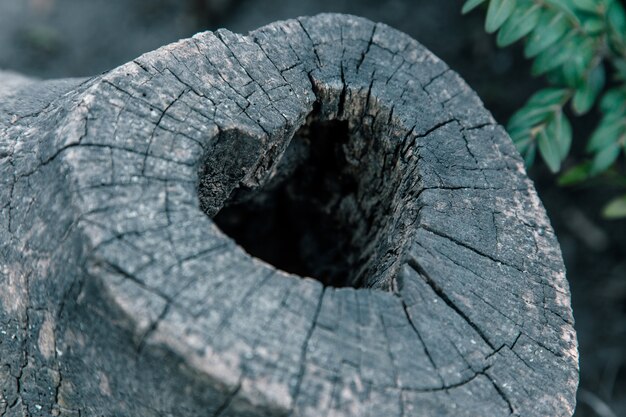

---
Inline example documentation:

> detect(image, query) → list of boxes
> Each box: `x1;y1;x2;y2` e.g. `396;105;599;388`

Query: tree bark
0;13;578;417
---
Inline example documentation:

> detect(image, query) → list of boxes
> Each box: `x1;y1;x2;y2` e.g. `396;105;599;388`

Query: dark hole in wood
213;119;361;288
203;93;410;291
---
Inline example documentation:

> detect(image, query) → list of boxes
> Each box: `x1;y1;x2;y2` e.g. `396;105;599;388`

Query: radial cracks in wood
288;286;325;416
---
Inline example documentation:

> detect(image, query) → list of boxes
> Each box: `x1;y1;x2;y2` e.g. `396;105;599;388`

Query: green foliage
463;0;626;218
485;0;517;33
603;194;626;218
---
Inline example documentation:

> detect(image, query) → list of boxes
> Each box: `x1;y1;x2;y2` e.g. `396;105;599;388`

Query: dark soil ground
1;0;624;415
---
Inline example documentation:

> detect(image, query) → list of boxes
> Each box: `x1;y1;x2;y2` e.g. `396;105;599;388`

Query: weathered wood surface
0;13;578;417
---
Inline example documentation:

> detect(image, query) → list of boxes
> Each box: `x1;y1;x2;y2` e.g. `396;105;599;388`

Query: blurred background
1;0;624;415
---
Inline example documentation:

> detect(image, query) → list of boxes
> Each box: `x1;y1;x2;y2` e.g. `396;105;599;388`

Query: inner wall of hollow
203;86;421;290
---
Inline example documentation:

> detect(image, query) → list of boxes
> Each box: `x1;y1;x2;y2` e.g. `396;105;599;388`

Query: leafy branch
463;0;626;218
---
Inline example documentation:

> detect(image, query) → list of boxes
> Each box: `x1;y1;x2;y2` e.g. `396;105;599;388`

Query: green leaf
525;11;570;58
538;129;562;172
527;87;571;106
544;0;580;24
462;0;487;14
572;64;605;115
572;0;600;13
613;59;626;82
511;129;533;152
509;125;530;141
600;88;626;114
608;1;626;35
486;0;517;33
546;69;567;86
508;88;570;132
542;0;575;16
531;34;576;76
608;3;626;56
508;106;549;131
587;120;623;152
582;16;605;34
549;111;573;159
496;3;542;47
558;162;591;185
603;107;626;124
558;37;595;87
603;194;626;219
523;141;537;166
590;142;621;174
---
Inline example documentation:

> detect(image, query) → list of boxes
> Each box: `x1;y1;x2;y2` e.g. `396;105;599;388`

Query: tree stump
0;13;578;417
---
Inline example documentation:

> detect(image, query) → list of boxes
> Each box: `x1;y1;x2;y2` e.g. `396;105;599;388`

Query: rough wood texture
0;13;578;417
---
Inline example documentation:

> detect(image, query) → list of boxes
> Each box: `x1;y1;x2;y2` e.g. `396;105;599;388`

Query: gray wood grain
0;13;578;417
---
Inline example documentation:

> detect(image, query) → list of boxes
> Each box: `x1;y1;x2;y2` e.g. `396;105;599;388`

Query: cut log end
0;13;578;417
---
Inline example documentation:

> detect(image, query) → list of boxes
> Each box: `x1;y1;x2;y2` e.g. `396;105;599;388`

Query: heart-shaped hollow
200;101;416;290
